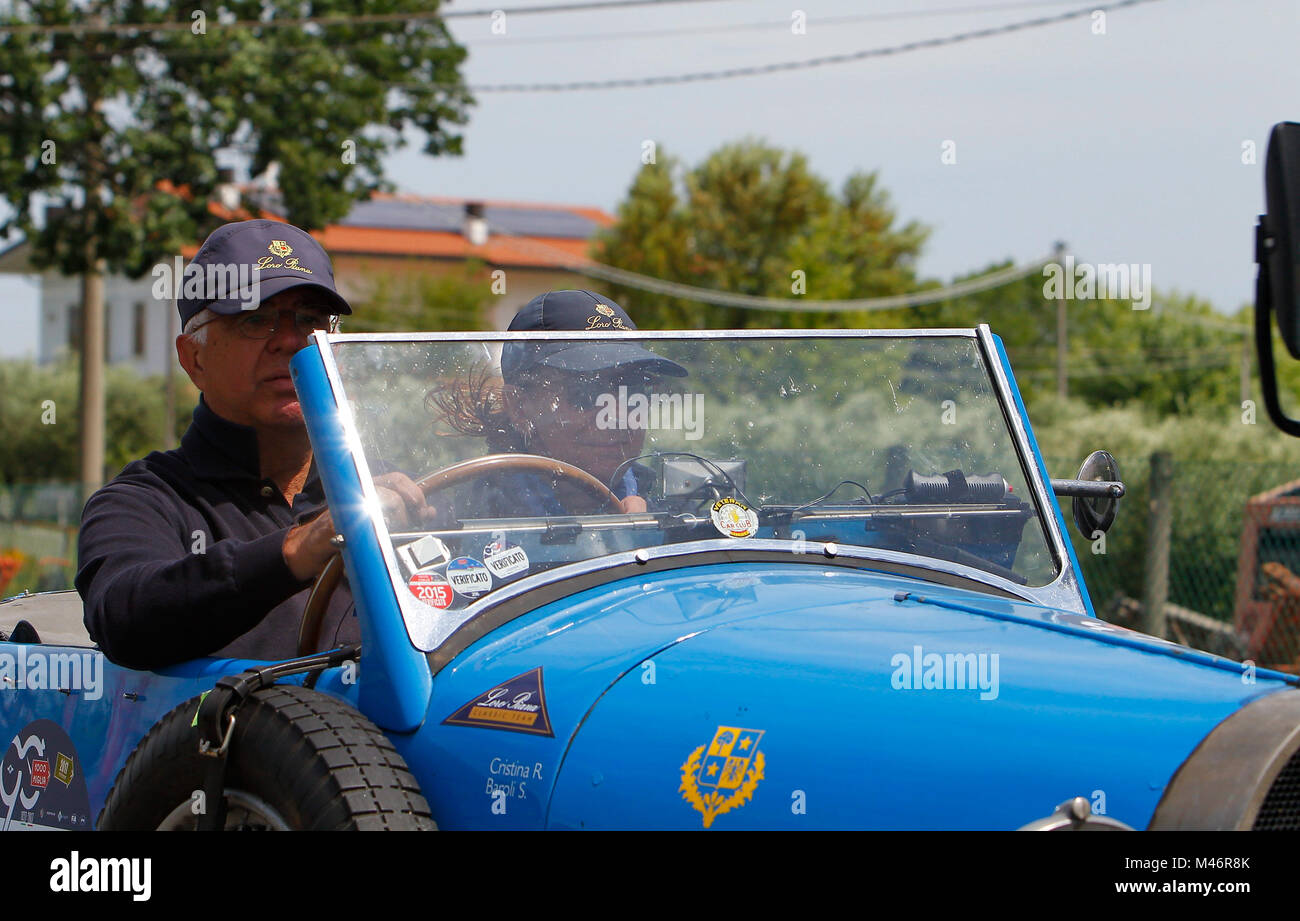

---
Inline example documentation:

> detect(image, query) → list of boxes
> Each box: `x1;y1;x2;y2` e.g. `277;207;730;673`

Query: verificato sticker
483;538;529;581
446;557;492;599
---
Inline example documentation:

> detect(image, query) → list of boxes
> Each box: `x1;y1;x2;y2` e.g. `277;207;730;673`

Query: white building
0;185;615;376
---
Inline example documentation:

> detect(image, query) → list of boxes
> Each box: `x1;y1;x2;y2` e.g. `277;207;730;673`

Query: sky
2;0;1297;357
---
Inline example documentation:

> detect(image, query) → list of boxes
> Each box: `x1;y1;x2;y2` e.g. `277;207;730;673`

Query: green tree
594;140;929;329
0;358;197;508
346;261;495;333
0;1;472;491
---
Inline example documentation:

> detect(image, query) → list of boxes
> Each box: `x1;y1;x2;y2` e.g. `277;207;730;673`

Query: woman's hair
425;363;529;453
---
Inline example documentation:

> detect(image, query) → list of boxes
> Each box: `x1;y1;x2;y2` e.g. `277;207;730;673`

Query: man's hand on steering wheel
282;472;438;582
371;471;442;529
619;495;647;513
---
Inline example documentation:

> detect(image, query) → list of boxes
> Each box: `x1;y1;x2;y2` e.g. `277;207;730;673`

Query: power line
463;0;1097;48
0;0;741;36
29;0;1097;62
449;0;1165;92
487;225;1053;311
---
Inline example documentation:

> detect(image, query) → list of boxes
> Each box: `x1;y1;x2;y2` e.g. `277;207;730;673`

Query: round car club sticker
711;498;759;539
446;556;493;599
483;538;529;581
408;572;454;609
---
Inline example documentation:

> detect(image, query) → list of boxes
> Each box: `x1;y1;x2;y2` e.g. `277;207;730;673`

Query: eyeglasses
533;372;658;410
230;310;338;340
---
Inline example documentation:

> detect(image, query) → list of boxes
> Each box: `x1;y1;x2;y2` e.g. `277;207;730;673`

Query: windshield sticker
1;720;91;830
447;556;493;598
711;498;759;539
679;725;766;829
408;572;454;610
397;535;450;579
442;667;555;737
483;539;529;581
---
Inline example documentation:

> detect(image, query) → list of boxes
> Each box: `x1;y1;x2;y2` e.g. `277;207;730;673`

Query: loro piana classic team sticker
441;667;554;737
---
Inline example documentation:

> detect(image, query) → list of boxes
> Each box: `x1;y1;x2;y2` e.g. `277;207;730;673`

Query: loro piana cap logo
594;303;615;317
268;240;293;257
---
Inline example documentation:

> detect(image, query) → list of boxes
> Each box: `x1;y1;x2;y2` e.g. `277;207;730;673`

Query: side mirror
1255;122;1300;435
1051;450;1124;537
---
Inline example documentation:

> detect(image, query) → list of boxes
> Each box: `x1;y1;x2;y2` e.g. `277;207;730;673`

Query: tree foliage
345;261;495;333
0;358;196;490
593;139;930;329
0;0;473;275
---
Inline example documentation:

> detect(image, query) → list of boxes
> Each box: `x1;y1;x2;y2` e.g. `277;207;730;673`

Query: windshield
326;331;1060;651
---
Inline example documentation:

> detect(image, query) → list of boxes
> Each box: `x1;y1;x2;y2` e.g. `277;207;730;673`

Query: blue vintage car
2;326;1298;830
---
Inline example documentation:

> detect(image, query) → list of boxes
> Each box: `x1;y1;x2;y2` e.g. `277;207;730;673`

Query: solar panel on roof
335;199;598;239
483;206;597;239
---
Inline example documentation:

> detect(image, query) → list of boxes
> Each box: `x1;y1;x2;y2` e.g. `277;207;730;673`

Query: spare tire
99;685;435;830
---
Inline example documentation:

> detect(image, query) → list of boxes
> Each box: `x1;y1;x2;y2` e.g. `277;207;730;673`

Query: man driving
77;219;432;669
466;290;687;517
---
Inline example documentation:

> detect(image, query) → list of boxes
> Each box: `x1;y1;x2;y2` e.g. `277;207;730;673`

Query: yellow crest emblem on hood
679;726;765;828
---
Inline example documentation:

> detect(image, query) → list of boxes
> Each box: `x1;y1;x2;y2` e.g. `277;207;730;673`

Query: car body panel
0;643;360;828
395;562;1291;830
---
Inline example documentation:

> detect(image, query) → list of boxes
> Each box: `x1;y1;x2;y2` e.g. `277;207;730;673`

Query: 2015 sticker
408;572;453;609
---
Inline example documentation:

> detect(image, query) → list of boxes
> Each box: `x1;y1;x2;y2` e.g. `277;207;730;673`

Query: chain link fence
1049;455;1300;665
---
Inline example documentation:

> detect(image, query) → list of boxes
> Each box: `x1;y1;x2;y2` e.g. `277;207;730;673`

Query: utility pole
78;250;106;500
1054;241;1068;399
77;11;108;502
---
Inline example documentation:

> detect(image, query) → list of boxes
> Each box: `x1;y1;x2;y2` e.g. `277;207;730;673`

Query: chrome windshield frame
309;327;1086;660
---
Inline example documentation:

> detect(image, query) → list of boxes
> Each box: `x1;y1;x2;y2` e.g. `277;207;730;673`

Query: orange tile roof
314;226;593;268
187;192;608;267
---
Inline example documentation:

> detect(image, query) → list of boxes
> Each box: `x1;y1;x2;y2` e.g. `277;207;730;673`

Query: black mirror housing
1072;450;1122;538
1264;122;1300;359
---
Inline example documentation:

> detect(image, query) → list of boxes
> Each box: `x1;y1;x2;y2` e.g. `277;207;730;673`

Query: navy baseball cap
176;219;351;326
499;290;687;382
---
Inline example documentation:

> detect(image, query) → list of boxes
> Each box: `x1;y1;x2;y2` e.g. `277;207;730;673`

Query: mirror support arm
1051;479;1124;499
1255;216;1300;437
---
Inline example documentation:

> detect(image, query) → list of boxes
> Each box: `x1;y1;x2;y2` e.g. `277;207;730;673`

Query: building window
133;302;146;358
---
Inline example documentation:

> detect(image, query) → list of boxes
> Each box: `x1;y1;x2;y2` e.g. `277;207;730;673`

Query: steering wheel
296;454;624;656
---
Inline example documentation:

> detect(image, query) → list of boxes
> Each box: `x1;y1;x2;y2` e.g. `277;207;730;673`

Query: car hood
420;562;1293;829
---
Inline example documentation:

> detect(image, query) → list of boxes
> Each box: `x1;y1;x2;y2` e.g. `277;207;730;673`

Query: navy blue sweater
76;398;357;669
